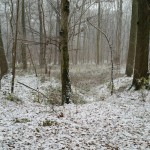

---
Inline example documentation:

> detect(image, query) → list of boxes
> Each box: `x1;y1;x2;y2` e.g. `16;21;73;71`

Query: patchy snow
0;74;150;149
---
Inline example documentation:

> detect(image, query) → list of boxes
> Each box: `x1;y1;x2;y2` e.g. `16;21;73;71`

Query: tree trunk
115;0;123;72
11;0;20;93
21;0;27;70
76;0;86;65
125;0;138;77
60;0;71;104
54;0;60;65
0;21;8;79
96;1;101;65
41;1;47;74
38;0;44;68
132;0;150;89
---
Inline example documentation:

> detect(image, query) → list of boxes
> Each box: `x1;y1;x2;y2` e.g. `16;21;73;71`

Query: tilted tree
0;21;8;79
125;0;138;77
132;0;150;89
60;0;71;104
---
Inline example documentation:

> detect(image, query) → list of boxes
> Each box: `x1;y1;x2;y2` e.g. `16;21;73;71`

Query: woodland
0;0;150;149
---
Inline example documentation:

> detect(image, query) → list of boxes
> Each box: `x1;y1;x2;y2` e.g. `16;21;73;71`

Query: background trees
0;0;149;102
0;0;132;67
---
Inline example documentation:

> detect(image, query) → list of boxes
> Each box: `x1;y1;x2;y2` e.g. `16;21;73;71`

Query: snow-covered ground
0;74;150;150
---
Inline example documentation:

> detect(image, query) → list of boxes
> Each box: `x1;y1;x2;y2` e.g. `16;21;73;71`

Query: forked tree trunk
125;0;138;77
132;0;150;89
60;0;71;104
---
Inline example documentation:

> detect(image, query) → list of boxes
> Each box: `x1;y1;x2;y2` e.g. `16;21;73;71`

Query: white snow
0;74;150;150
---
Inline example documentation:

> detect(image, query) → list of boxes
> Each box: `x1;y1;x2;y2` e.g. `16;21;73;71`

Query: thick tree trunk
125;0;138;77
133;0;150;89
60;0;71;104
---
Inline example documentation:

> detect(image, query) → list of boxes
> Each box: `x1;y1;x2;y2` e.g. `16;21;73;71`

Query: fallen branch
17;81;56;111
17;81;49;99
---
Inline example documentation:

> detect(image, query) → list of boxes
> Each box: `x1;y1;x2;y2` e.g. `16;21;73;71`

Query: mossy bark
60;0;71;104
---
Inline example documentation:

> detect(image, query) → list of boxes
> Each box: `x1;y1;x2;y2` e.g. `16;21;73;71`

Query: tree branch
87;17;114;95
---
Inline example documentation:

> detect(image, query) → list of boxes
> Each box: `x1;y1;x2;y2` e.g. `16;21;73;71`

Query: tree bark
60;0;71;104
21;0;27;70
11;0;20;93
125;0;138;77
38;0;44;68
115;0;123;72
54;0;60;65
96;0;101;65
76;0;86;65
133;0;150;89
0;21;8;79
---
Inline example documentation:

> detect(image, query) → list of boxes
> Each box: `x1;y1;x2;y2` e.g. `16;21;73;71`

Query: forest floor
0;65;150;150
